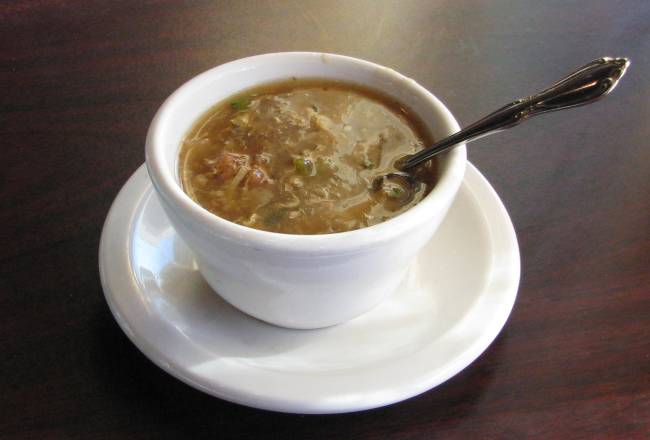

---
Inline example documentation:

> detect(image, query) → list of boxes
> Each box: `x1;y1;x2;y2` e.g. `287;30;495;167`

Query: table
2;1;649;438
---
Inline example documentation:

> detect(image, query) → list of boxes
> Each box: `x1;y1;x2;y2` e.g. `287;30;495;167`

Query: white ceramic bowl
145;52;466;329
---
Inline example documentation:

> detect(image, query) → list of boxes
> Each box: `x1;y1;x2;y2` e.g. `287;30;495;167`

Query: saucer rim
99;162;520;414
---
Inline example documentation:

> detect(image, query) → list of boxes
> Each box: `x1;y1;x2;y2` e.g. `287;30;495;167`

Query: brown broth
179;79;437;234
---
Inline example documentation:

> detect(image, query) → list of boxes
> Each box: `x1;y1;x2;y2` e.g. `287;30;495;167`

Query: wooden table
2;1;649;438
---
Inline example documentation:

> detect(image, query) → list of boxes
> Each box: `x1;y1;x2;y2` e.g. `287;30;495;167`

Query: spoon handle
399;57;630;171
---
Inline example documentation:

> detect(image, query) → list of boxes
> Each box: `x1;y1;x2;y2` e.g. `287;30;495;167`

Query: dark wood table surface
2;1;649;438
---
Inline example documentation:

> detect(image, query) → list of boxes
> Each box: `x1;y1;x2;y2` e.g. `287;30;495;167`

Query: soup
178;79;436;234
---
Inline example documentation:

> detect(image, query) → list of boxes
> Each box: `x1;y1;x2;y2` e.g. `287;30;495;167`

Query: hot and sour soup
178;79;437;234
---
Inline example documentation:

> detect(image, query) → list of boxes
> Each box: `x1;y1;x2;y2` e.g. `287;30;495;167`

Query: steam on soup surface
179;79;437;234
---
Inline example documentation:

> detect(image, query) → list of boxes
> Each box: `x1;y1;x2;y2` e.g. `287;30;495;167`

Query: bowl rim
145;52;467;254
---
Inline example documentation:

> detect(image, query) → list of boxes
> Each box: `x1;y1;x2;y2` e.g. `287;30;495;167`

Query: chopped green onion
230;97;251;111
293;157;316;176
387;186;405;198
362;158;374;169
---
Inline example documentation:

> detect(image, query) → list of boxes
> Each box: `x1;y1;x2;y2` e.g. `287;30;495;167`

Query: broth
179;79;436;234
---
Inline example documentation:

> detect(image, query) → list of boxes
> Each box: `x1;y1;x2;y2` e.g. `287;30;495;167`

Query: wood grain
1;1;649;438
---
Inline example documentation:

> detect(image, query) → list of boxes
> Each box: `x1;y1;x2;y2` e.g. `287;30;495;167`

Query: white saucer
99;163;520;414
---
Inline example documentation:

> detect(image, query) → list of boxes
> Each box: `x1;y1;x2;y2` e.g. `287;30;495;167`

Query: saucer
99;163;520;414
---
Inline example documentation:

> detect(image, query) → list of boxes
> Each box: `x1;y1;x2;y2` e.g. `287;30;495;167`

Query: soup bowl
146;52;466;329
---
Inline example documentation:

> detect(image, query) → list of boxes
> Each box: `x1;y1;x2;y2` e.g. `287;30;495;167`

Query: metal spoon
375;57;629;195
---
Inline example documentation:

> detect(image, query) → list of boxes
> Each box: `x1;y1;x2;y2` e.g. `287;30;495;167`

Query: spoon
374;57;630;196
